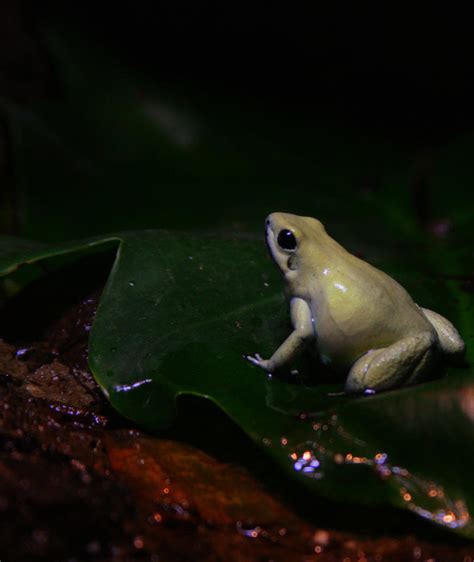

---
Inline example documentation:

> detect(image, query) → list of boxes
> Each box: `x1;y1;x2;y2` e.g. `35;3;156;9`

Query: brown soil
1;281;473;561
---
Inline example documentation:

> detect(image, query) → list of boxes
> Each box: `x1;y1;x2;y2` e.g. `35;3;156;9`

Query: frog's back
311;251;435;369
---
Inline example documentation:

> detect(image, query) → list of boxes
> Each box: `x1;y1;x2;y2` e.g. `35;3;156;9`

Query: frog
246;212;466;393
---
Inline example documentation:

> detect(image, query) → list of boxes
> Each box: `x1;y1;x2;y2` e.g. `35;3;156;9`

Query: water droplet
15;347;30;359
133;535;144;549
113;378;153;393
313;530;330;546
289;443;323;479
374;452;388;465
129;281;135;287
236;521;264;538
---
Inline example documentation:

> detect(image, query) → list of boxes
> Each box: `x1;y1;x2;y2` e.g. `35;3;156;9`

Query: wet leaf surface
0;289;473;561
0;226;473;541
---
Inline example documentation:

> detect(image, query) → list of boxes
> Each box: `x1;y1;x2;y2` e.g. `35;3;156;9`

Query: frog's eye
277;229;297;251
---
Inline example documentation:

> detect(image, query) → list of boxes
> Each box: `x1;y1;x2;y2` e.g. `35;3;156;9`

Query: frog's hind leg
345;332;438;394
420;307;465;362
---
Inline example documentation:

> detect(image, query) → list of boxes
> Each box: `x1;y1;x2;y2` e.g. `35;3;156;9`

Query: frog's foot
420;307;466;363
345;332;438;394
245;353;272;372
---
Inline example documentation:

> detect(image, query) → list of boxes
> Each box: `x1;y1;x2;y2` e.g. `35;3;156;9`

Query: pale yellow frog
246;212;465;393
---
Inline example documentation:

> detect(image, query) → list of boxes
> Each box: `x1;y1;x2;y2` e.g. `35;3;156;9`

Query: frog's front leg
345;331;438;393
246;297;314;373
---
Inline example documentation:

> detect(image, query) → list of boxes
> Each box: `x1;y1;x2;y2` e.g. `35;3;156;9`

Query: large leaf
0;228;472;537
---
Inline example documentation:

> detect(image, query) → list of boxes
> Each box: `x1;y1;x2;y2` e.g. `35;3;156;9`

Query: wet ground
0;263;473;561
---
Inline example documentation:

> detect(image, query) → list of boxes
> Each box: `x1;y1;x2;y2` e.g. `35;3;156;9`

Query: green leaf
1;229;473;537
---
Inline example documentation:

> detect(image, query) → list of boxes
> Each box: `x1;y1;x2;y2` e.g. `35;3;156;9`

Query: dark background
7;3;474;138
1;1;473;241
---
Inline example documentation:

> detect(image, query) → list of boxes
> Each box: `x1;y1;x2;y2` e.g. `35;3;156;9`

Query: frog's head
265;212;327;285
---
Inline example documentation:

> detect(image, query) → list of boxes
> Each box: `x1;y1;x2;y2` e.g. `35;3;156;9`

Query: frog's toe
245;353;270;370
420;307;466;362
245;353;261;366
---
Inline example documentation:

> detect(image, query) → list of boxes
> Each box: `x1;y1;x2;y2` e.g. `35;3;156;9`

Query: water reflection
113;378;152;393
282;414;472;532
288;443;323;479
